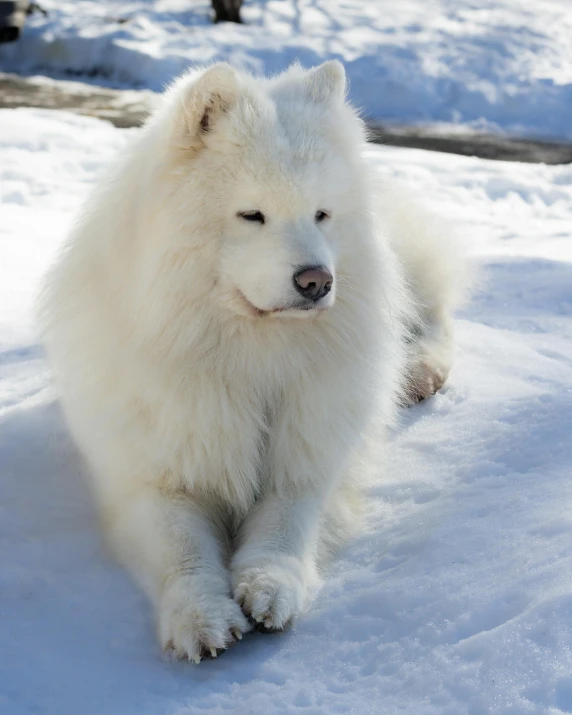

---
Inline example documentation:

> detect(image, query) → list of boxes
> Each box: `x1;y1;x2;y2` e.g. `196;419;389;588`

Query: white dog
39;61;466;662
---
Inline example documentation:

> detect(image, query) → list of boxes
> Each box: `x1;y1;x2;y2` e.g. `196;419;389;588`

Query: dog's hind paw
403;360;449;405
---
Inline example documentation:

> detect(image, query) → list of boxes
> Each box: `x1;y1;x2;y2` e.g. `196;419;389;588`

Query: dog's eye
238;211;265;225
315;210;330;223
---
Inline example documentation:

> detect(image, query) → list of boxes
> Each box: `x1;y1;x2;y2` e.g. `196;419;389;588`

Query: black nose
293;266;333;302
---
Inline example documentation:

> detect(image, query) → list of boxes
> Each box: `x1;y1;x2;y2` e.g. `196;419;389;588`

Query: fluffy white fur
39;61;466;662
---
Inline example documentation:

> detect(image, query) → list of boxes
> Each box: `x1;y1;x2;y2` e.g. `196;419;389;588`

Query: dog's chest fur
156;326;326;511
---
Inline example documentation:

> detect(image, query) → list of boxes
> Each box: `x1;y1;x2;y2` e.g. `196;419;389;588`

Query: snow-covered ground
1;1;572;141
2;107;572;714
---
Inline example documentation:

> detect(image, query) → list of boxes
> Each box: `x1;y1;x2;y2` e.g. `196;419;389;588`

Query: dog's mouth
235;290;329;319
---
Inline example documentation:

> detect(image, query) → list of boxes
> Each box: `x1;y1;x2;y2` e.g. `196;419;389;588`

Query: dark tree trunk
0;1;29;43
211;0;242;24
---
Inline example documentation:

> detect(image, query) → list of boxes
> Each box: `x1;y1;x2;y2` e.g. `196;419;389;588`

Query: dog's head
154;61;368;320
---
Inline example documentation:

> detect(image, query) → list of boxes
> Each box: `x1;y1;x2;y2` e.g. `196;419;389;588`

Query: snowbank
1;1;572;140
2;108;572;714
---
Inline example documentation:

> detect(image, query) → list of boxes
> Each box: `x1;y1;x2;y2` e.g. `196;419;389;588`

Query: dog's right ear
181;64;239;142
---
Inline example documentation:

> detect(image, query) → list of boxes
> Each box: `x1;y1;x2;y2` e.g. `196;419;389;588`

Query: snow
1;1;572;141
2;107;572;714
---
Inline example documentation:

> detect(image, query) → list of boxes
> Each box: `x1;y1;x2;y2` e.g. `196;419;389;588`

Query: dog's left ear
304;61;346;105
182;63;239;139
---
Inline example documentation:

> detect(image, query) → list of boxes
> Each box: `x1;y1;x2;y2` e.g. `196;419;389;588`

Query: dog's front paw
232;558;309;631
158;575;250;662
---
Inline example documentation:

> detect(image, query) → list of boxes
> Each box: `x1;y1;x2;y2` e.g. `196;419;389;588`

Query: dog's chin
233;290;331;319
271;305;329;320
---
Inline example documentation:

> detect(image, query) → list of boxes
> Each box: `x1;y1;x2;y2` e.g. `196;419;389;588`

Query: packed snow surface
2;108;572;714
1;1;572;140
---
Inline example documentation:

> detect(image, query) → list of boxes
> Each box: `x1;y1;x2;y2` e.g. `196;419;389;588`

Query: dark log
0;1;29;43
211;0;242;24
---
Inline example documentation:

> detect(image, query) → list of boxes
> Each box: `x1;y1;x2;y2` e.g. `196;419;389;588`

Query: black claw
252;620;286;635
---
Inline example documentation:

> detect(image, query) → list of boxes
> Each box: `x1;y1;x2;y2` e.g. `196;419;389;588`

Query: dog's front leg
231;366;370;631
108;487;250;661
231;491;325;630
